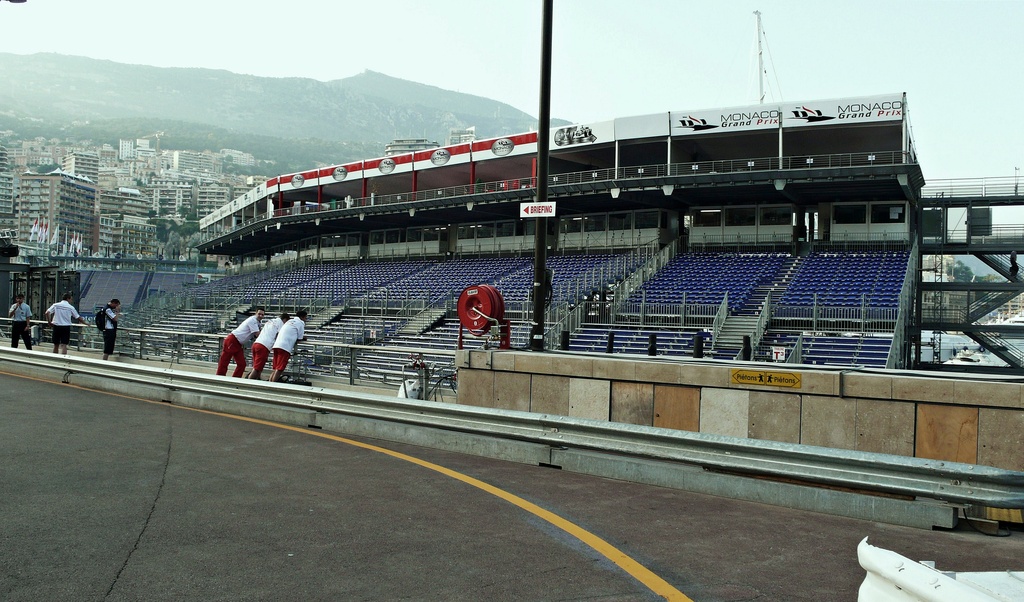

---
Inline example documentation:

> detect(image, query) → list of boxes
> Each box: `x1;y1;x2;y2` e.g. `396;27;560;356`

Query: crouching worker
247;312;289;380
269;310;307;383
216;307;265;377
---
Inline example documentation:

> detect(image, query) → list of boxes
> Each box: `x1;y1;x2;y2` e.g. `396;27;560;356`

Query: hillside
0;53;559;169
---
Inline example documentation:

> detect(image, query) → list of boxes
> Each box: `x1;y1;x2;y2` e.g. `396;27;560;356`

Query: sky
1;0;1022;182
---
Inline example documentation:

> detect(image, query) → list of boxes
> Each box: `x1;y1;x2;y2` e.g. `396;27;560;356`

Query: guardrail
3;347;1022;518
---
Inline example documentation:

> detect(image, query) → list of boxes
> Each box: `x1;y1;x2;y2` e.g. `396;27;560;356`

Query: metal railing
770;301;899;334
202;150;913;244
887;239;919;369
750;293;771;351
710;295;729;349
1;318;456;390
922;175;1024;199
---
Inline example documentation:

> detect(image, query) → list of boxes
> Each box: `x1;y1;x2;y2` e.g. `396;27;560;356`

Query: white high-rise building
0;146;15;227
62;152;100;183
118;139;136;161
447;127;476;145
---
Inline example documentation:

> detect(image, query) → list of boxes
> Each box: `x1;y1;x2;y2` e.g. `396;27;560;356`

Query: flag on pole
29;218;39;242
50;222;59;246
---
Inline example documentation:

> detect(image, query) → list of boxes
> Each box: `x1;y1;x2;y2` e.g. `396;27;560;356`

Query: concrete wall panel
491;351;516;372
593;357;637;381
700;388;750;438
799;371;839;396
493;371;532;412
635;361;681;384
856;398;914;456
456;368;494;408
978;408;1024;471
569;378;611;421
954;379;1021;409
801;395;856;450
892;375;947;403
843;373;892;399
531;374;570;415
453;350;1024;471
748;391;801;443
680;364;731;387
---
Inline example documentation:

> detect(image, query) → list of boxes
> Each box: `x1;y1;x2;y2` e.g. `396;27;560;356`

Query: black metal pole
530;0;553;352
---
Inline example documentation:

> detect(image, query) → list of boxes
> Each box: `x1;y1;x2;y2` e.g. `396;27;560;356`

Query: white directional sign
520;201;557;218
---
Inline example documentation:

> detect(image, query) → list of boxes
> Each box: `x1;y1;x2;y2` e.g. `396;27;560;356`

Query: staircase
713;314;760;356
399;308;447;335
736;256;801;315
717;256;803;356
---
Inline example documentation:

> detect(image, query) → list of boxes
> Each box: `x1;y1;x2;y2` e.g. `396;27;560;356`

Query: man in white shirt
45;292;87;355
9;293;33;350
269;310;307;383
246;312;289;380
216;307;265;377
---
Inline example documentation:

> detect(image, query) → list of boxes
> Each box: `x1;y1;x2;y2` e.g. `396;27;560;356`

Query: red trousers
216;334;246;377
250;343;270;374
272;348;291;372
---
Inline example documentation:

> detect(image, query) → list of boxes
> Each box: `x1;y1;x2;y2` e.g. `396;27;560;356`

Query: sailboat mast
754;10;764;104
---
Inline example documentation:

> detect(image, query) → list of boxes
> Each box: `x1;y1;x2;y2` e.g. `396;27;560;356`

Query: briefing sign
520;202;556;218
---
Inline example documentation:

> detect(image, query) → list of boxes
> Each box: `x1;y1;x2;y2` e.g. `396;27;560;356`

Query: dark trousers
103;328;117;356
11;321;32;350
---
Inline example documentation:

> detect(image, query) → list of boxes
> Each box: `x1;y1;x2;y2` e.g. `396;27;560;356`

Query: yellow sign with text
731;369;802;389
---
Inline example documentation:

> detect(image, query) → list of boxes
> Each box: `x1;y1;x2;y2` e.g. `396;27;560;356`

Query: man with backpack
97;299;121;360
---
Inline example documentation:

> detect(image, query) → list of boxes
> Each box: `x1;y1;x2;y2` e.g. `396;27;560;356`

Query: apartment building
0;146;15;229
151;178;194;217
62;151;100;183
98;187;152;219
17;169;97;255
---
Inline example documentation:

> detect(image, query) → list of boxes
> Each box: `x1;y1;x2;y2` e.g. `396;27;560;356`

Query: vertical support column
530;0;553;352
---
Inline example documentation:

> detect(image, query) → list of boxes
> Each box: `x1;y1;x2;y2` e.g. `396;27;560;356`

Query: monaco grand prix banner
782;93;904;129
670;93;904;136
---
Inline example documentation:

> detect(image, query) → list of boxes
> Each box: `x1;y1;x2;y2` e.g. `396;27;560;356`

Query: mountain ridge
0;52;557;148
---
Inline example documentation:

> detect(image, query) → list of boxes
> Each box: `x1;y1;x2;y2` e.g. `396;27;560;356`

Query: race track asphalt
1;371;1022;601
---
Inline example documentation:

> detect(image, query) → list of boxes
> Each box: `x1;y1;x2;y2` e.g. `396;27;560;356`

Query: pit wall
454;350;1024;472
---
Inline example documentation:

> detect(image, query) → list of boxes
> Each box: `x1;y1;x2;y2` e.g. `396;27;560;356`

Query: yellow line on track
2;372;694;601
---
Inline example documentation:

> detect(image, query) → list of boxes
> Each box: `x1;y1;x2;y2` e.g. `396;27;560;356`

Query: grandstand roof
199;93;924;257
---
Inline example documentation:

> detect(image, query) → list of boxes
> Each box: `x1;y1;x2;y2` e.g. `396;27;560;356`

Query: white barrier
858;538;1024;601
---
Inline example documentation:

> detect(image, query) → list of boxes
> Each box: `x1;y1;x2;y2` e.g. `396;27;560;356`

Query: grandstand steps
715;315;760;350
399;308;447;335
309;308;344;331
741;256;802;315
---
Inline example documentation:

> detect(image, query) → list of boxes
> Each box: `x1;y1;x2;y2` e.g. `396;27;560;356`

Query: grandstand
57;92;1018;377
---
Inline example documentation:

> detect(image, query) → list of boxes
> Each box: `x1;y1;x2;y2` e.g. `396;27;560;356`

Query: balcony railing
202;150;913;244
